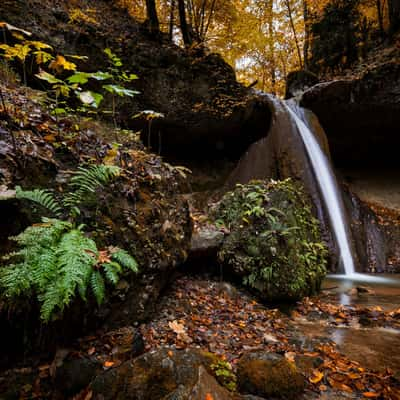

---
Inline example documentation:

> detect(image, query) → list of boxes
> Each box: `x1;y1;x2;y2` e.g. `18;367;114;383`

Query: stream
293;275;400;375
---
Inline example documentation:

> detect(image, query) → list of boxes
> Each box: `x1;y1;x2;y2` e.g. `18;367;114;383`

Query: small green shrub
214;179;328;301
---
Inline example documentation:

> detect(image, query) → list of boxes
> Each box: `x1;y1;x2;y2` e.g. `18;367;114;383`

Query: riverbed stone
91;348;237;399
237;351;306;399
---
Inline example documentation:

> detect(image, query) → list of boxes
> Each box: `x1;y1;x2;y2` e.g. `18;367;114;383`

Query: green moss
213;179;328;301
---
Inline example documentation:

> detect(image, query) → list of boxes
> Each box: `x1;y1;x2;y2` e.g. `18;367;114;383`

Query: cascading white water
285;103;356;275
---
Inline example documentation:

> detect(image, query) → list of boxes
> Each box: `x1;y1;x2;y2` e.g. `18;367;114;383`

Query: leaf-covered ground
3;275;399;399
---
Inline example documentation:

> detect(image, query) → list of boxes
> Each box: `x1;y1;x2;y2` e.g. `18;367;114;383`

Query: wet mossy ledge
212;179;328;302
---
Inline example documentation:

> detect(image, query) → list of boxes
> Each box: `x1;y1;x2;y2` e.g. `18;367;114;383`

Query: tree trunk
169;0;175;41
303;0;310;70
145;0;160;35
285;0;303;69
178;0;193;46
376;0;385;37
389;0;400;35
267;0;276;94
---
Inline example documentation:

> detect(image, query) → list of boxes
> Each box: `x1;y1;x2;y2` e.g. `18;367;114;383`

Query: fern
0;164;138;323
15;186;62;217
102;261;122;284
63;165;120;210
0;218;138;322
111;249;138;272
91;270;105;305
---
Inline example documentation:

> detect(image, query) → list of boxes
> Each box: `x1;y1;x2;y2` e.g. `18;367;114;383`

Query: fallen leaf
168;320;186;335
309;370;324;384
103;361;115;368
363;392;380;398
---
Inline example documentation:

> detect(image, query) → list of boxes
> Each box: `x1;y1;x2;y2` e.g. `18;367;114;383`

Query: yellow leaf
49;55;76;73
11;32;25;40
309;370;324;384
27;41;52;50
35;50;53;64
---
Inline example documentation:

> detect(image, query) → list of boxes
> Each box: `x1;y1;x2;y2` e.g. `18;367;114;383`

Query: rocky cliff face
300;62;400;168
1;0;270;161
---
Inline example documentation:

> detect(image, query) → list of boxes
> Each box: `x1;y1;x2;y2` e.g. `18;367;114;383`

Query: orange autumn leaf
309;370;324;384
363;392;380;398
205;394;214;400
44;134;56;142
103;361;114;368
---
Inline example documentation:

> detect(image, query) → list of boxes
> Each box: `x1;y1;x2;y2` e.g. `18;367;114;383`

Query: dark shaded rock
237;351;306;399
285;70;319;99
189;226;225;260
91;348;238;399
54;356;101;397
344;187;400;272
300;62;400;168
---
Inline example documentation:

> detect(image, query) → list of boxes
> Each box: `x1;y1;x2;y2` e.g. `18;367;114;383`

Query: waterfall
285;102;356;276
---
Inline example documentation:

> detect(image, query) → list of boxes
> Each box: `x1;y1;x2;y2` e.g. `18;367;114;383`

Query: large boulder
213;179;328;301
237;351;306;399
91;348;239;400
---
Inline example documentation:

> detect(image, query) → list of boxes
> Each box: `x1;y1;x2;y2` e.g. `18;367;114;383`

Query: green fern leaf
102;261;121;284
62;164;120;210
16;186;62;217
90;270;105;305
111;249;138;273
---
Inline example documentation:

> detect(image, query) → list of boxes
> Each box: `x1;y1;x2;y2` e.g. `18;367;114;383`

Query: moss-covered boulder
237;351;306;399
91;348;238;400
213;179;327;301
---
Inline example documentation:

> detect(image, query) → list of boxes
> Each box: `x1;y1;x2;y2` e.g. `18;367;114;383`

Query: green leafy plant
214;179;328;301
101;47;139;129
210;360;237;392
15;164;120;218
0;164;139;322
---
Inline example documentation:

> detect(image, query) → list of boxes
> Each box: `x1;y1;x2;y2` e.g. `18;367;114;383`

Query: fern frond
102;261;121;284
54;229;98;308
0;263;32;297
63;165;120;210
90;270;105;305
16;186;62;217
111;249;138;273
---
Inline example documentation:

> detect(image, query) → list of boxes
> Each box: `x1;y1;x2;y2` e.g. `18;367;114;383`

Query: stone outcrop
91;348;240;400
1;0;271;161
300;62;400;167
